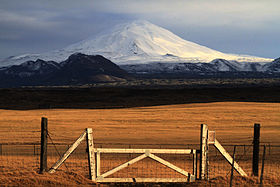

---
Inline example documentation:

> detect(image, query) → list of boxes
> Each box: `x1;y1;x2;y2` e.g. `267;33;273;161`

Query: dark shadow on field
0;85;279;110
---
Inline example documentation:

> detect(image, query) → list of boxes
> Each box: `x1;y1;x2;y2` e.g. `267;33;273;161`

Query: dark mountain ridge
120;57;280;76
0;53;129;87
0;54;279;88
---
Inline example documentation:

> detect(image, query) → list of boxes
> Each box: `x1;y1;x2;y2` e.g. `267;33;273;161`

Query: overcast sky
0;0;279;59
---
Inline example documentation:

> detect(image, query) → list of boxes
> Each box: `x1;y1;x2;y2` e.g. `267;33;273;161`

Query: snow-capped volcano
1;20;272;67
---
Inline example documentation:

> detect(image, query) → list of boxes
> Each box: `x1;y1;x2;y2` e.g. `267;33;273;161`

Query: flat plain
0;102;279;145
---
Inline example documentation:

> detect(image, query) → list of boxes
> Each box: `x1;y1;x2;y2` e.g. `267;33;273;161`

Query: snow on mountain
3;59;60;78
263;57;280;72
209;59;242;71
120;58;277;74
0;20;273;68
0;53;129;87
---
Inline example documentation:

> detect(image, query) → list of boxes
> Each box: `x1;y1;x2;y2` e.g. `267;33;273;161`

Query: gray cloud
0;0;279;59
92;0;280;28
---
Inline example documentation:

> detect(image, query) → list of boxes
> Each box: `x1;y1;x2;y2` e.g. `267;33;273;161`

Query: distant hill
263;57;280;73
0;53;129;87
121;57;280;76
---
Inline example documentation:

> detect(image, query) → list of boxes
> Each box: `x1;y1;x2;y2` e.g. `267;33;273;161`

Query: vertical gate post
193;151;197;179
253;123;260;176
86;128;96;181
199;124;208;180
96;150;101;178
40;117;48;173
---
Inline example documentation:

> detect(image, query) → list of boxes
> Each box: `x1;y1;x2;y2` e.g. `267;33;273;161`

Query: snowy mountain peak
0;20;273;67
64;20;272;64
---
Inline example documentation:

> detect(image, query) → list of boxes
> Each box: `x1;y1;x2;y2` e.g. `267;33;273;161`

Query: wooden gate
94;148;196;182
48;125;247;183
48;128;197;183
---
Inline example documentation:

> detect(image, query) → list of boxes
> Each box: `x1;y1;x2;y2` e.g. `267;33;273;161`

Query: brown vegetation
0;102;279;145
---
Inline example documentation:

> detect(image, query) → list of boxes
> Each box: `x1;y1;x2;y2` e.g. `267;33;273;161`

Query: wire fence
1;141;280;183
0;124;279;185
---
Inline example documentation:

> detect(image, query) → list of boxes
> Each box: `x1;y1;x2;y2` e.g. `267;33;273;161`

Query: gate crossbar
94;148;196;154
94;148;196;183
149;153;190;177
101;153;147;178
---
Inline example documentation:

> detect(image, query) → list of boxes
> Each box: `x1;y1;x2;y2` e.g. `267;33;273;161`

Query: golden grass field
0;101;280;186
0;102;279;145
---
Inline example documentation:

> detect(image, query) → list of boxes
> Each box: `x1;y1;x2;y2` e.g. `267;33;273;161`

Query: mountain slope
263;57;280;72
0;20;272;67
0;53;129;87
53;53;129;84
120;58;280;75
0;59;60;87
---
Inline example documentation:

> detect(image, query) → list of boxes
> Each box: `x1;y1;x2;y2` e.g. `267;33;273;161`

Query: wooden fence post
260;145;266;186
86;128;96;181
199;124;208;180
253;123;260;176
230;146;236;187
193;151;197;179
40;117;48;173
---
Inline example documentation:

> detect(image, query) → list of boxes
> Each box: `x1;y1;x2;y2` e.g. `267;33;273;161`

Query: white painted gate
48;128;197;183
48;126;247;183
94;148;196;182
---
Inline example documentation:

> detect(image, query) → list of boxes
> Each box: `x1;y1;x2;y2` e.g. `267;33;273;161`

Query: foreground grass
1;155;279;186
0;156;95;186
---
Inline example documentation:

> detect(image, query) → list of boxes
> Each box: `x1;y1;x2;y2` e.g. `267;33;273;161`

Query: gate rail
94;148;197;182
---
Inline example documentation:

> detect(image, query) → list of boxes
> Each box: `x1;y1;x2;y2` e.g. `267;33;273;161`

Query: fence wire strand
47;131;69;171
1;142;280;184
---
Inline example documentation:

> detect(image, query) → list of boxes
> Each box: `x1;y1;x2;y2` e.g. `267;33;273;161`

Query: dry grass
0;156;96;186
0;102;279;145
1;154;279;186
0;101;280;186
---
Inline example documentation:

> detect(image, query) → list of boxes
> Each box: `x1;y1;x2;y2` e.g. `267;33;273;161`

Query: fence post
252;123;260;176
260;145;266;186
40;117;48;173
199;124;208;180
86;128;96;181
230;145;236;187
193;151;197;179
195;152;198;179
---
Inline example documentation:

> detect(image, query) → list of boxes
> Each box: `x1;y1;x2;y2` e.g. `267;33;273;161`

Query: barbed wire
47;130;69;171
46;131;74;142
